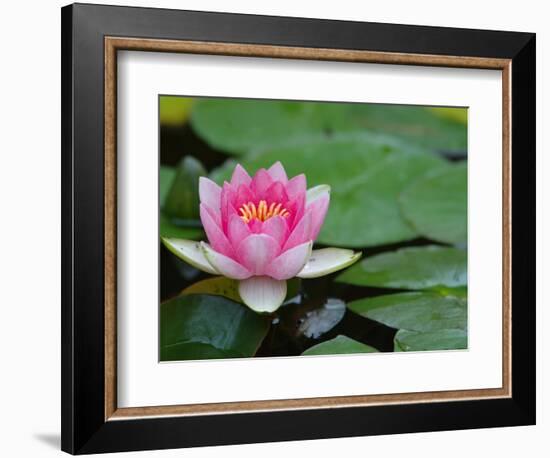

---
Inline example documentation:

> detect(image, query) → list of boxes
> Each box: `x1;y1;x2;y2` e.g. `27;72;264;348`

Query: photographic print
159;96;467;361
159;96;468;361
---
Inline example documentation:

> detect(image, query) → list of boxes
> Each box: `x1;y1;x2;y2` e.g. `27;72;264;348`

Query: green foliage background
159;95;468;360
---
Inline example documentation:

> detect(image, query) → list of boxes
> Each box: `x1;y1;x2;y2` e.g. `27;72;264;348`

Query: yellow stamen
266;202;276;219
250;202;257;219
239;200;290;223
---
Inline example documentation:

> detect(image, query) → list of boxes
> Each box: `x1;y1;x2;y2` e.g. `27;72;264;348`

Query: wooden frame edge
109;388;510;420
105;37;510;69
103;37;512;421
105;38;117;420
502;60;513;402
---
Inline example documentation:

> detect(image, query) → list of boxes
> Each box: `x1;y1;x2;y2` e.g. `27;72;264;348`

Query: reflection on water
298;298;346;339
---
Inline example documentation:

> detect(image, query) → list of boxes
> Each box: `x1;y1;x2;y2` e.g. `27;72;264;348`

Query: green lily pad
400;163;467;244
336;245;467;290
191;98;467;155
428;107;468;125
436;286;468;299
160;294;270;361
298;298;346;339
164;156;206;220
160;158;205;240
394;328;467;351
347;292;467;332
160;96;194;126
211;135;446;247
182;277;242;302
302;335;378;356
159;214;203;240
191;99;352;155
349;104;467;152
160;165;176;206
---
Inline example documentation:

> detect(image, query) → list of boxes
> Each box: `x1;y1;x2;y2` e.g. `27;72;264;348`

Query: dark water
160;124;458;356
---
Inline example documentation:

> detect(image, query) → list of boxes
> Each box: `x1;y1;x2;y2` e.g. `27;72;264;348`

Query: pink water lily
162;162;361;313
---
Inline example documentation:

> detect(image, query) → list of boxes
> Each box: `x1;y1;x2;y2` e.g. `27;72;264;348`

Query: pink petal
286;194;306;230
227;214;250;247
285;174;306;200
265;181;288;204
251;169;273;200
248;219;263;233
237;234;280;275
267;161;288;183
220;182;237;231
200;204;234;257
223;202;239;233
201;242;251;280
198;177;221;213
307;193;330;240
266;241;312;280
201;203;222;229
235;184;255;208
230;164;252;187
261;215;288;246
220;182;236;210
282;210;312;251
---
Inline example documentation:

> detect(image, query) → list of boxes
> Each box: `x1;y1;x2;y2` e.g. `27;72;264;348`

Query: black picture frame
61;3;535;454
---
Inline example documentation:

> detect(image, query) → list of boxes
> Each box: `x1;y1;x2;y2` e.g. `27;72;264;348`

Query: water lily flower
162;162;361;313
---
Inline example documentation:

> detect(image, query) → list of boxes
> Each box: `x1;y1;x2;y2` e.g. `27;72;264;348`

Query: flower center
238;200;290;223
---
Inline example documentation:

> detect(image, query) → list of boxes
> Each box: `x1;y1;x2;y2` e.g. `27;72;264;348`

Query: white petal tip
306;184;331;204
161;238;219;275
238;277;287;313
297;248;362;279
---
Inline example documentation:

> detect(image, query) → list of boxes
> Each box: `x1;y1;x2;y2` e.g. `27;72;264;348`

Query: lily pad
164;156;206;220
211;135;446;247
336;245;467;290
428;107;468;125
160;157;205;240
191;98;467;155
347;292;467;332
400;163;467;244
302;335;378;356
191;99;352;155
160;165;176;206
298;298;346;339
160;96;194;126
160;294;270;361
160;214;203;240
394;328;467;351
182;277;242;302
349;104;467;152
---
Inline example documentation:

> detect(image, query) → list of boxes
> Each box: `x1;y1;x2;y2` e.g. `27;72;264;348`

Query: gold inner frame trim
104;36;512;421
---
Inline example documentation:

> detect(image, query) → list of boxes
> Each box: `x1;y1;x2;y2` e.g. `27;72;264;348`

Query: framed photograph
61;3;536;454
